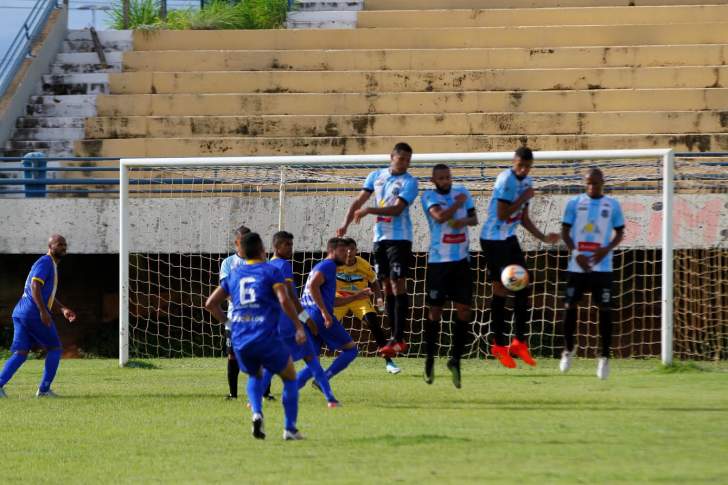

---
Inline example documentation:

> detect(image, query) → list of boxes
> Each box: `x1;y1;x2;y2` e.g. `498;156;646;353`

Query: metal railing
0;0;63;98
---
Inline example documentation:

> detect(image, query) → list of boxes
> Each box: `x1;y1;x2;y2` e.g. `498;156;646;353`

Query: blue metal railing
1;153;727;197
0;0;62;98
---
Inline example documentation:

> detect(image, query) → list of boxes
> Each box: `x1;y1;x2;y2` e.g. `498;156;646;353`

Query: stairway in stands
76;0;728;158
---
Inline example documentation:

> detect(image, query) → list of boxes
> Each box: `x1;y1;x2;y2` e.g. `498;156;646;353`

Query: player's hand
356;288;373;301
576;254;592;272
62;307;77;323
454;193;468;206
295;327;307;345
41;310;52;326
336;225;348;237
590;247;610;265
376;297;385;312
353;208;369;224
519;187;535;204
543;232;560;244
323;312;334;329
305;319;318;336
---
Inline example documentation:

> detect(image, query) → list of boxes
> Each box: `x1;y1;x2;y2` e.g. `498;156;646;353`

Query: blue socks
39;349;61;393
246;375;264;415
296;366;313;389
325;347;358;380
307;358;336;402
0;352;28;388
281;379;299;431
260;369;274;396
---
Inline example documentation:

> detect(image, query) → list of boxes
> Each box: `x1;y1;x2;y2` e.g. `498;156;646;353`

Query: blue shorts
10;317;62;352
310;312;353;351
233;334;291;377
282;334;316;362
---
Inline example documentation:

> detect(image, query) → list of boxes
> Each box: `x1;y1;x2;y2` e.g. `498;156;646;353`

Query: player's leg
373;242;396;350
560;272;585;373
323;325;358;381
302;353;338;406
234;347;266;439
0;318;32;395
423;262;446;384
382;241;412;355
276;358;303;440
445;260;473;388
595;273;615;380
295;324;322;389
26;319;63;396
481;240;516;368
506;237;537;367
225;329;239;399
357;301;399;373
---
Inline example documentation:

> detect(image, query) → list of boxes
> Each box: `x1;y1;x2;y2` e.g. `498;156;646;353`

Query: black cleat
252;413;266;440
263;393;276;402
225;394;237;400
424;357;435;384
447;359;462;389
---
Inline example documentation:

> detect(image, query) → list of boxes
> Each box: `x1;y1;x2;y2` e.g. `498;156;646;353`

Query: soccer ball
501;264;529;292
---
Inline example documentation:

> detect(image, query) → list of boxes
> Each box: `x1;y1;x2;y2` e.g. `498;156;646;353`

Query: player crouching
205;232;307;440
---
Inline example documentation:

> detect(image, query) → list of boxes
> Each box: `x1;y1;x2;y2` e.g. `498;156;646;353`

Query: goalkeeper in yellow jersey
335;238;401;374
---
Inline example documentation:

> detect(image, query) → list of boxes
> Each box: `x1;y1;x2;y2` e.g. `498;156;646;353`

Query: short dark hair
514;146;534;161
272;230;293;247
242;232;264;259
234;225;251;238
326;237;347;252
392;142;413;155
342;237;357;247
432;163;449;175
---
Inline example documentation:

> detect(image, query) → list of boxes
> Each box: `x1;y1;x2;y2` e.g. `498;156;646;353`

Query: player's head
326;237;349;266
512;146;534;179
390;142;413;175
242;232;265;260
47;234;67;260
431;163;452;192
342;237;357;265
272;231;294;259
585;168;605;198
233;224;251;258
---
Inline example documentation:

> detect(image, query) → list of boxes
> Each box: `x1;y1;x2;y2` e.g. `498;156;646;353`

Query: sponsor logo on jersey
442;233;467;244
377;216;393;223
578;241;602;252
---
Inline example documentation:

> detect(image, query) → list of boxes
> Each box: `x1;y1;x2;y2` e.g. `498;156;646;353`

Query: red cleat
327;400;341;408
378;345;396;358
492;344;517;369
509;338;537;367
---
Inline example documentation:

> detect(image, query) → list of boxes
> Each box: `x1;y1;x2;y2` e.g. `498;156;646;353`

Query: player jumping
559;168;625;380
480;147;560;368
421;164;478;388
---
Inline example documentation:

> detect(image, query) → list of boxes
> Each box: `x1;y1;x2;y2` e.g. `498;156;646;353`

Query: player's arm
522;206;560;244
591;227;625;265
275;284;307;344
371;279;384;310
307;271;335;328
286;281;318;336
51;298;76;323
204;286;230;324
338;189;373;236
355;198;407;223
562;222;590;272
30;279;53;326
427;195;467;224
496;188;534;221
334;288;373;306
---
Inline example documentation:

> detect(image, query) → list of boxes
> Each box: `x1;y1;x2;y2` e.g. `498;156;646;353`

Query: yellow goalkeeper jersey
336;256;376;296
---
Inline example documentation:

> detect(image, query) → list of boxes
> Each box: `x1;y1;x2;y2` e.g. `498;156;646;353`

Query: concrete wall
0;6;68;150
0;194;725;254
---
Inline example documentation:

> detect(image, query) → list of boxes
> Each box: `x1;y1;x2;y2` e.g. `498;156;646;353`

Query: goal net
118;150;727;366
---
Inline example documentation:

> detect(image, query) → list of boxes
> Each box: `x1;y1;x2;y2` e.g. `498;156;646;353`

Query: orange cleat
492;344;517;369
509;338;537;367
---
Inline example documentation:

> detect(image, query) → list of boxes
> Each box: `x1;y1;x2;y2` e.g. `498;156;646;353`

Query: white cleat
283;428;304;441
596;358;610;380
386;361;401;375
35;389;59;398
559;350;575;373
251;413;265;440
0;387;7;398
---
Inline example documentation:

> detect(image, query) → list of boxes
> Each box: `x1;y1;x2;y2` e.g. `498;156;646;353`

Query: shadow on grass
124;359;161;370
350;434;472;446
654;362;714;374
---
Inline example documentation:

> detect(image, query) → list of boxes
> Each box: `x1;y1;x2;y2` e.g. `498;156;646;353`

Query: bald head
585;168;605;198
48;234;67;260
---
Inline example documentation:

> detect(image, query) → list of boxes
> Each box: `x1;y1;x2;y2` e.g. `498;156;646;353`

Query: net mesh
123;154;727;360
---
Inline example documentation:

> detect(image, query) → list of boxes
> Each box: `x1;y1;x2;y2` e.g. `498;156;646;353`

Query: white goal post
119;149;677;368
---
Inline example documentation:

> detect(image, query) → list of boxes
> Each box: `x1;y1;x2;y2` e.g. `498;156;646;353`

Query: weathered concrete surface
121;45;728;72
75;133;728;157
359;5;728;28
364;0;728;9
131;24;728;51
1;194;725;254
83;112;728;139
108;66;728;94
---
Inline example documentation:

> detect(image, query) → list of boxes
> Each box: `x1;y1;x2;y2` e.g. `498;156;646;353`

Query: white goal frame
119;149;675;367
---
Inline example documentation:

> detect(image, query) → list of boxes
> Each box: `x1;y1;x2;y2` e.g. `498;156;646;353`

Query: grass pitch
2;357;727;484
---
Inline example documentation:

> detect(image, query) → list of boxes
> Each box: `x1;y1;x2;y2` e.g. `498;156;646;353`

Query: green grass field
2;357;727;484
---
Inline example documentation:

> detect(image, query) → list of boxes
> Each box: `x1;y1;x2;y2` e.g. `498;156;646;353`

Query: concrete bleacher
76;0;728;158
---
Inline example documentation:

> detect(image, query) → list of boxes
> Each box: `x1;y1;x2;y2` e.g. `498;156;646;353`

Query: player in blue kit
296;238;370;392
559;168;625;380
480;147;560;369
421;164;478;388
337;142;419;357
205;232;307;441
254;231;340;407
0;234;77;398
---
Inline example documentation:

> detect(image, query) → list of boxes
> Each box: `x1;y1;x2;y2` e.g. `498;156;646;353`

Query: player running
296;238;370;391
480;147;560;369
255;231;340;407
559;168;625;380
205;232;307;441
337;142;419;357
335;238;401;375
0;234;77;398
421;164;478;388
